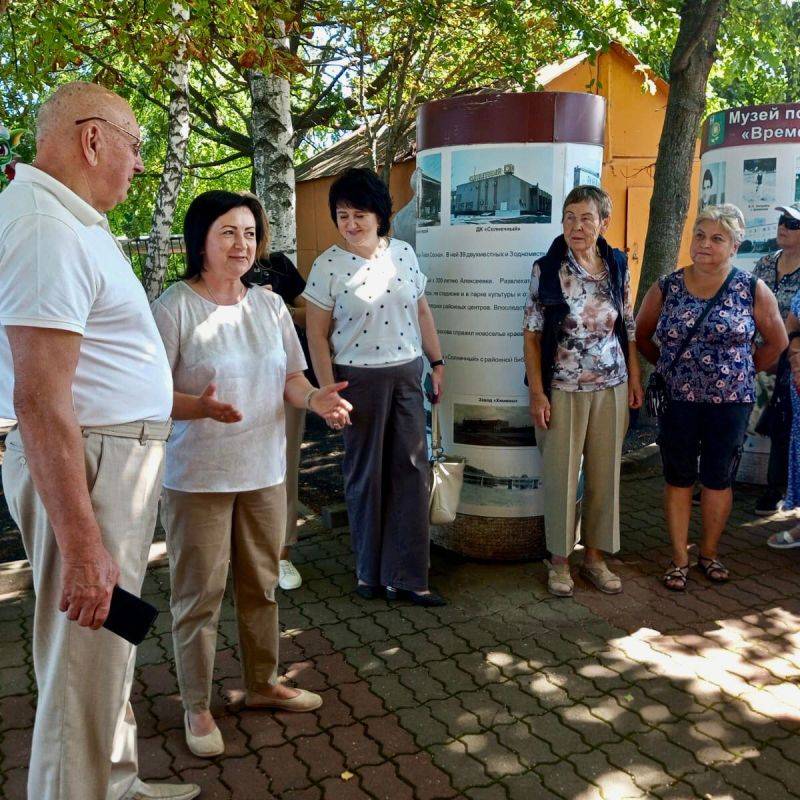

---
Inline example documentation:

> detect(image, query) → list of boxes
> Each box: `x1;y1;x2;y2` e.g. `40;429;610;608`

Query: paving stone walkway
3;469;800;799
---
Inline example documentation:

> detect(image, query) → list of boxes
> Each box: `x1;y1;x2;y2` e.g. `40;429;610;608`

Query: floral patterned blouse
523;250;636;392
752;251;800;321
655;268;756;404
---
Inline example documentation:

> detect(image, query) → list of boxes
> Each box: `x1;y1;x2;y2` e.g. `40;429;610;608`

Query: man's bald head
33;82;143;213
36;82;137;147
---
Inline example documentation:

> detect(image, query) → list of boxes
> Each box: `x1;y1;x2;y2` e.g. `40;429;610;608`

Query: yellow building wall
544;49;701;298
296;47;702;295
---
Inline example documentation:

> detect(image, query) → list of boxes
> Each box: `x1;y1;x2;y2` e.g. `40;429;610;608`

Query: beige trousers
537;383;628;558
161;483;285;712
283;403;306;548
2;422;168;800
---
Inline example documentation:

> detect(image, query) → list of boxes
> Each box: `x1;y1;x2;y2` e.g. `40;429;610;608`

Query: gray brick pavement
3;477;800;798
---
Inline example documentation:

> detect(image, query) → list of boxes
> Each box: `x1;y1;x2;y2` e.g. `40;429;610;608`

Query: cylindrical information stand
416;92;606;560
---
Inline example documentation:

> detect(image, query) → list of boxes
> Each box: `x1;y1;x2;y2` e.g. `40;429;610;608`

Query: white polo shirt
0;164;173;425
302;238;426;367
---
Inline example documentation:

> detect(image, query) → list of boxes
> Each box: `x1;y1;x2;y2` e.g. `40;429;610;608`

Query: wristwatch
429;358;446;368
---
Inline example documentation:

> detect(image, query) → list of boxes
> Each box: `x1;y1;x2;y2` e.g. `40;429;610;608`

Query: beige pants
2;422;168;800
538;384;628;558
283;403;306;548
162;483;286;712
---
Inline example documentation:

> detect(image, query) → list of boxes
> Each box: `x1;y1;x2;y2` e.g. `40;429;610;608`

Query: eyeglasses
779;214;800;231
75;116;142;157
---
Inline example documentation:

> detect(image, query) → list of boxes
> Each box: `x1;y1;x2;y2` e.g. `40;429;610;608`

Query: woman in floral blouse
636;205;786;591
523;185;643;598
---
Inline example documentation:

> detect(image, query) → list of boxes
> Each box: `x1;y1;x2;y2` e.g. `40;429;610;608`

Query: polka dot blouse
302;238;427;367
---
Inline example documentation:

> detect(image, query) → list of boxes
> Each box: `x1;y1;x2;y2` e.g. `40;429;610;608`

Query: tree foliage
710;0;800;108
3;0;800;246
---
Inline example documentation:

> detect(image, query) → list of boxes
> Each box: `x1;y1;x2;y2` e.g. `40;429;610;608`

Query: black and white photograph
795;155;800;203
416;153;441;227
700;161;726;209
449;146;554;225
742;156;776;211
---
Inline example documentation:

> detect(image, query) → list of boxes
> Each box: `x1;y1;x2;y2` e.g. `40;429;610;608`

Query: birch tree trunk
248;22;296;264
635;0;729;306
143;2;190;301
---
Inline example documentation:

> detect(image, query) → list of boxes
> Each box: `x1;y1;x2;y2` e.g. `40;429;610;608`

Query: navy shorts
657;401;752;490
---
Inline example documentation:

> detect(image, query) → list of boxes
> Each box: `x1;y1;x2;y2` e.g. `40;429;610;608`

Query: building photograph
453;402;536;447
449;146;554;225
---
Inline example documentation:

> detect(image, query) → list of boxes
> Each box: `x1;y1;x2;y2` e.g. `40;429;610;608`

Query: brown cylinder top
417;91;606;151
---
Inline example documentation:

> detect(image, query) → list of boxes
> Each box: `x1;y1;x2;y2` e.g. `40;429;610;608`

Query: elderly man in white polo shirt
0;83;235;800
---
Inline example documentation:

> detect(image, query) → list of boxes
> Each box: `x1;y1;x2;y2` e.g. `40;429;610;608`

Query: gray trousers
3;421;168;800
335;357;430;591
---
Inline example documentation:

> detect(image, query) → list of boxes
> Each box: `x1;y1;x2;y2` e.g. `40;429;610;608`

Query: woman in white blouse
151;191;351;759
304;168;447;606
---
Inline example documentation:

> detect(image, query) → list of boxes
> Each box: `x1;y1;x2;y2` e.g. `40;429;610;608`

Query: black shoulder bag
755;348;792;441
645;269;738;418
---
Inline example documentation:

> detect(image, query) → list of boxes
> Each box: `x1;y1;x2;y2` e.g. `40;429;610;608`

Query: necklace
201;276;243;306
344;237;387;260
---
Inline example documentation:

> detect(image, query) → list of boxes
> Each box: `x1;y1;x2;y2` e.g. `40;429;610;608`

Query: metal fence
118;235;187;288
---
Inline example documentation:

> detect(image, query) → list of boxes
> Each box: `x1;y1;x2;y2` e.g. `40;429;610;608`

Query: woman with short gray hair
523;184;643;597
636;204;786;591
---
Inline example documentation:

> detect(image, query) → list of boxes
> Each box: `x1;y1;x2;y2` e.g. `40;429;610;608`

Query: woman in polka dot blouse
304;167;447;606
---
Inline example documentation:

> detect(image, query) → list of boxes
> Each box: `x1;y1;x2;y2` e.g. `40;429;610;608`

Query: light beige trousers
283;403;306;548
537;383;628;558
161;483;285;713
2;422;168;800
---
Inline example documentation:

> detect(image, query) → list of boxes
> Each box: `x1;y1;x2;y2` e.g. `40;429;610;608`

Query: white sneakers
279;559;302;590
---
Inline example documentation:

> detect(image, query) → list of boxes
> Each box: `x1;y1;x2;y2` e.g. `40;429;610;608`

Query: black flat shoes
385;587;447;606
354;584;383;600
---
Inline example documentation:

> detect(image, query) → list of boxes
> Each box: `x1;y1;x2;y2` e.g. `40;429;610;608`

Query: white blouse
152;282;306;492
302;238;427;367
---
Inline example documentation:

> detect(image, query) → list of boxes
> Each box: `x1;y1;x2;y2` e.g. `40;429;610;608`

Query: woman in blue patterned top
750;203;800;516
636;205;786;591
768;297;800;547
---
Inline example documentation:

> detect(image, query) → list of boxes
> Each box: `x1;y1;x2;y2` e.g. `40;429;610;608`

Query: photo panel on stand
449;146;555;226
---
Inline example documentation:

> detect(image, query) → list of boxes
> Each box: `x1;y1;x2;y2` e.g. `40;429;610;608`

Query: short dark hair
703;169;713;187
182;190;269;285
328;167;392;237
562;185;612;221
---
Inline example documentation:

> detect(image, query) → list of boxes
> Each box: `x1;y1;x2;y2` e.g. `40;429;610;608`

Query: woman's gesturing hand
199;383;244;423
529;391;551;430
310;381;353;429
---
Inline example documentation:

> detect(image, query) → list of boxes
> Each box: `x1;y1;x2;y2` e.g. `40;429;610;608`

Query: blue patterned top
785;291;800;509
655;268;756;404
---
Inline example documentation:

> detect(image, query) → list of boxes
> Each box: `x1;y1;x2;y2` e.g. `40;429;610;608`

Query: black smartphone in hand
102;585;158;645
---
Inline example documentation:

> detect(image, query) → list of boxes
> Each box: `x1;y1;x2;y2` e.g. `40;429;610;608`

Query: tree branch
671;0;727;76
187;151;247;169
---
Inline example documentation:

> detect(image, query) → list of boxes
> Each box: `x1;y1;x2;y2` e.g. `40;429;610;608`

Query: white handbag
429;403;465;525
